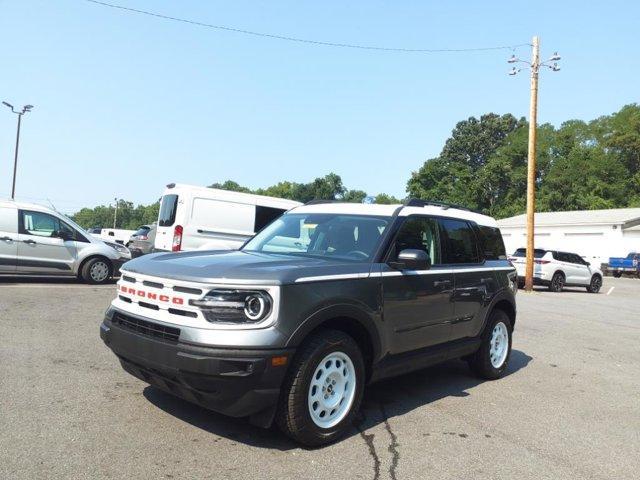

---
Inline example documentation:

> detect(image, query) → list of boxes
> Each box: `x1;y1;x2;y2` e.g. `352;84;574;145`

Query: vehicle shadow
142;349;532;450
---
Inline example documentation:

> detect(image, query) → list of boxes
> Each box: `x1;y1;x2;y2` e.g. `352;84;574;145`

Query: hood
121;250;372;285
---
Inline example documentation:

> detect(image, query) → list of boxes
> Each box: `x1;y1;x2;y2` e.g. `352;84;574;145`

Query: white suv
509;248;603;293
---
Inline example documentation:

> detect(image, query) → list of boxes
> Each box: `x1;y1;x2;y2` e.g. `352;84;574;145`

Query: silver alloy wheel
489;322;509;368
307;351;356;429
90;261;109;282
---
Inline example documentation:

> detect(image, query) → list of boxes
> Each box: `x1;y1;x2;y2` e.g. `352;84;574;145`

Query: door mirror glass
54;230;72;241
394;249;431;270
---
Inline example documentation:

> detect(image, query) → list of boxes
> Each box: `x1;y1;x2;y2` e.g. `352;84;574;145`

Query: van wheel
276;330;364;447
81;257;112;284
586;275;602;293
549;272;565;292
467;310;512;380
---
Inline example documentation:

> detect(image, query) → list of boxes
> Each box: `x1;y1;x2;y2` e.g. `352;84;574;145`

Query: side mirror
586;262;591;266
392;249;431;271
53;230;72;241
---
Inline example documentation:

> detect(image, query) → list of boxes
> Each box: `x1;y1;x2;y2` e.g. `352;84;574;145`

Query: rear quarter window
478;226;507;260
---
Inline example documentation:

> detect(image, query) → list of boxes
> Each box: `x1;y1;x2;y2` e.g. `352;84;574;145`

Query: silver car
0;200;131;284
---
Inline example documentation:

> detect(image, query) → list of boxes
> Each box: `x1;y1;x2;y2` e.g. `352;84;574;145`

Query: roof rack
403;198;482;214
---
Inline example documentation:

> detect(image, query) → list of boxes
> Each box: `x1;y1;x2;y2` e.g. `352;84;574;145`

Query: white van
154;184;302;252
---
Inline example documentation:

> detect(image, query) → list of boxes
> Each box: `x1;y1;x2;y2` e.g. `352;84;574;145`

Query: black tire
276;329;365;447
80;257;113;284
613;271;622;278
467;309;513;380
549;272;565;292
586;274;602;293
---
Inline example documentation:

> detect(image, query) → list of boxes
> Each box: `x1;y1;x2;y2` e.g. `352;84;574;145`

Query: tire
549;272;565;292
276;329;365;447
81;257;112;284
613;271;622;278
586;275;602;293
467;309;512;380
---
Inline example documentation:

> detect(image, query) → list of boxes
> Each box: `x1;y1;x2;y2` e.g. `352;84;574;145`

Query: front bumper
100;311;293;421
112;257;130;274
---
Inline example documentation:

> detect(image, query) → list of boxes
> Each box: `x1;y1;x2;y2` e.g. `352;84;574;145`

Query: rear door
0;206;18;273
155;193;180;251
16;210;78;274
381;215;455;354
439;218;492;341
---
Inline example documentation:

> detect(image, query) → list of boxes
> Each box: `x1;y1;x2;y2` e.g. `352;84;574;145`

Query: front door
17;210;77;274
381;216;454;354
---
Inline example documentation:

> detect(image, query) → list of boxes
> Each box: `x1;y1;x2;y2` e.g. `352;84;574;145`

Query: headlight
190;289;273;324
105;241;130;255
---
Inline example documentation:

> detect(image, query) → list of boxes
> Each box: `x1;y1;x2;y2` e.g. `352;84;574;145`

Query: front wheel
468;310;512;380
81;257;112;284
276;330;365;447
586;275;602;293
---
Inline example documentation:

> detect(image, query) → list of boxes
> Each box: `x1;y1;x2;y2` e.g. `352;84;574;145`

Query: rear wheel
276;330;364;447
81;257;112;284
586;275;602;293
613;271;622;278
468;309;512;380
549;272;565;292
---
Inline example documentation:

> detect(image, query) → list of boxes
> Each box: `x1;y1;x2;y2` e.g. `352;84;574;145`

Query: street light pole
508;38;561;292
2;102;34;200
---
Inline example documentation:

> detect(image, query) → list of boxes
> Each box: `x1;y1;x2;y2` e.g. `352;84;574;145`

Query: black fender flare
285;303;383;363
482;289;517;332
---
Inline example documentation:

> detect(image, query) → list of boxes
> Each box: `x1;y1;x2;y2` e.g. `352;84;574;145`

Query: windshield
242;213;390;262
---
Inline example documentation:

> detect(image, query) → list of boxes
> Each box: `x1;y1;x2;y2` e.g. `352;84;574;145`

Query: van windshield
159;194;178;227
242;213;390;262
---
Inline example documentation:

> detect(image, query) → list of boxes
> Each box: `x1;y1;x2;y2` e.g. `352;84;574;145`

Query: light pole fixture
3;101;34;200
508;37;561;292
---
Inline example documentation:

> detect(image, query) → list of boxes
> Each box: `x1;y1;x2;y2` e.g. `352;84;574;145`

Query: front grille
112;312;180;343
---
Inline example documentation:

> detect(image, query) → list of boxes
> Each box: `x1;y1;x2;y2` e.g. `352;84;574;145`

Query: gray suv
100;200;517;445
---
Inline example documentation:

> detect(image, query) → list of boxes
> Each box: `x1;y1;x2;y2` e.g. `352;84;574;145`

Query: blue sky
0;0;638;212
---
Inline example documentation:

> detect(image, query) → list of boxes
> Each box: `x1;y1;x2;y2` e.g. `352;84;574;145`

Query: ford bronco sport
101;199;517;446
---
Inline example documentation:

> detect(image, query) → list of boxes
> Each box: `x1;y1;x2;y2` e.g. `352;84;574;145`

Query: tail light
172;225;183;251
534;259;550;264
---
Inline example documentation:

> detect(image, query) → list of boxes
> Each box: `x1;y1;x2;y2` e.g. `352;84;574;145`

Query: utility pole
113;197;118;228
508;37;561;292
2;102;34;199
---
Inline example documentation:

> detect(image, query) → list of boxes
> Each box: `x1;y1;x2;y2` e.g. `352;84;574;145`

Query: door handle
0;236;12;242
434;280;452;287
22;239;37;245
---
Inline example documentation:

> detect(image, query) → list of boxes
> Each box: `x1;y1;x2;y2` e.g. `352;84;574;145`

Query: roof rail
304;199;340;205
403;198;482;214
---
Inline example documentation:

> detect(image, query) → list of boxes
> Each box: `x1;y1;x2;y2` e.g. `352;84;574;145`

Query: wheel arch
286;305;382;383
77;254;113;279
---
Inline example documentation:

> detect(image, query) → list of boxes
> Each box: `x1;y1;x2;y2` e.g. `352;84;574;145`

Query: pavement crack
380;403;400;480
356;410;381;480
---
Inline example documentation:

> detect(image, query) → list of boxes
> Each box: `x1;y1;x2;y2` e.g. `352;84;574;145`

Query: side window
477;226;507;260
570;254;585;265
254;206;286;233
439;218;480;264
392;217;442;265
20;210;61;237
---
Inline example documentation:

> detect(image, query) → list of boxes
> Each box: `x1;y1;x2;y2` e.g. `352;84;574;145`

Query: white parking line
606;286;615;295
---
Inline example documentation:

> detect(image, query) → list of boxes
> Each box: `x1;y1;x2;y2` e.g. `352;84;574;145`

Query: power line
83;0;529;53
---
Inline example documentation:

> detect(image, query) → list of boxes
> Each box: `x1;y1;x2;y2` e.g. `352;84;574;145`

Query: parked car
0;200;130;283
608;252;640;277
154;183;302;252
509;248;603;292
101;199;517;446
128;224;157;258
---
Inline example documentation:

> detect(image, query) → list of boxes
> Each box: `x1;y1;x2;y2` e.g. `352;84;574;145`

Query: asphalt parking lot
1;276;639;480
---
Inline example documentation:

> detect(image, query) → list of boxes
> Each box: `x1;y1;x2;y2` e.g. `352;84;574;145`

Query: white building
497;208;640;267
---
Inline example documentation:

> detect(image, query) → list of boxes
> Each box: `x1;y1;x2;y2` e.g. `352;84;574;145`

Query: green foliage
408;104;640;218
72;200;159;230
